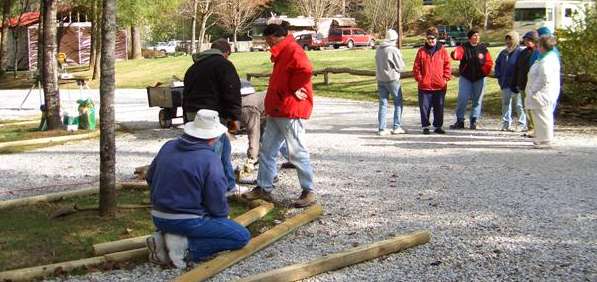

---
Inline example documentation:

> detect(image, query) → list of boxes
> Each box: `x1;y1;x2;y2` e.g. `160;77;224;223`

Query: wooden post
238;230;431;282
0;187;99;210
93;202;274;255
323;72;329;85
0;248;148;282
175;204;323;282
0;130;100;151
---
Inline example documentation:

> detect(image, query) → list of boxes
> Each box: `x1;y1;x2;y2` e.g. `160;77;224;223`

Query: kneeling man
145;109;250;268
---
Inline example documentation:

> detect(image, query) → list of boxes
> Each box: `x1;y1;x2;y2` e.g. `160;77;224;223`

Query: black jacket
510;47;535;93
183;49;241;121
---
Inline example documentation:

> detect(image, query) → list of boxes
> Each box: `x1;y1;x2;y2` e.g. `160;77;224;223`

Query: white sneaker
377;130;389;136
146;231;170;266
164;233;189;269
226;184;250;197
391;127;406;134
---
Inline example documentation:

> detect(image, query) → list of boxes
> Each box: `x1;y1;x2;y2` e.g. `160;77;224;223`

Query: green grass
0;189;284;272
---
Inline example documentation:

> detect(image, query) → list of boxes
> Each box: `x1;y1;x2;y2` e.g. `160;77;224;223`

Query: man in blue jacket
495;31;527;131
145;109;250;269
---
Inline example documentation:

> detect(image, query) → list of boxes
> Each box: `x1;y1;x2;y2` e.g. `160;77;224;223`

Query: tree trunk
130;25;142;59
99;0;117;217
42;0;61;129
92;1;102;80
396;0;403;48
37;1;44;73
483;0;489;30
191;0;198;54
0;0;13;75
233;28;238;52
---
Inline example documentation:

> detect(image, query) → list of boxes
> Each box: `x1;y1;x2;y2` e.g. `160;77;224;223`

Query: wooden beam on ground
237;230;431;282
0;248;148;282
0;120;39;128
175;204;323;282
0;130;100;151
92;202;275;255
119;181;148;190
0;187;99;210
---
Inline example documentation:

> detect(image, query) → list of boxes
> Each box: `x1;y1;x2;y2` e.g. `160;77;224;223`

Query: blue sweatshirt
146;134;229;218
495;46;522;89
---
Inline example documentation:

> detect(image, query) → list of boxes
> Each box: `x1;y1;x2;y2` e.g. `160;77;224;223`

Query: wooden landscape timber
0;182;143;210
0;248;148;282
175;204;323;282
0;186;99;210
92;201;275;255
0;130;100;151
237;230;431;282
133;165;150;180
0;120;39;128
246;67;461;85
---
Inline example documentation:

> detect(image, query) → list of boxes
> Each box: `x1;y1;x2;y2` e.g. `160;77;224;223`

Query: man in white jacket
375;29;406;136
525;35;561;148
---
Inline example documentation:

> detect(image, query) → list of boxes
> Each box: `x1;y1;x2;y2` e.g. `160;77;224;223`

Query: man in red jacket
242;23;316;208
413;27;452;134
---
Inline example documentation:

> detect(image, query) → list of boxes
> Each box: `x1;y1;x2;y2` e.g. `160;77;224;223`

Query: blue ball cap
537;26;553;37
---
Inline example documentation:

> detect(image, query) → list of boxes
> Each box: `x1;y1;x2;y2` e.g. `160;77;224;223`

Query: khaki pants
241;106;264;160
530;106;554;144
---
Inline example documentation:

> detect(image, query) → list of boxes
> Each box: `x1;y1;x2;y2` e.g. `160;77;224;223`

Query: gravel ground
1;89;596;281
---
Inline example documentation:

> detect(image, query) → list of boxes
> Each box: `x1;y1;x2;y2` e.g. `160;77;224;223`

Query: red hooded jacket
265;35;314;119
413;44;452;91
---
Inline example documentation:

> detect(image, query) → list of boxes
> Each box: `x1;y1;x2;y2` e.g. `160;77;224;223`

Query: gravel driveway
1;89;596;281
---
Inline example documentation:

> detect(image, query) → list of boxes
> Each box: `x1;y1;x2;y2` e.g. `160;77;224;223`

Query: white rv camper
514;0;595;34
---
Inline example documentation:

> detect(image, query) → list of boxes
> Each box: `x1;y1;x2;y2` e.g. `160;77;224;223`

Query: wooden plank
238;230;431;282
0;248;148;282
0;187;99;210
0;130;100;150
92;202;274;255
175;204;323;282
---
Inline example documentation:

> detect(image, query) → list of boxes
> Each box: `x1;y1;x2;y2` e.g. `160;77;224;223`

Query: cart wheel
159;109;172;128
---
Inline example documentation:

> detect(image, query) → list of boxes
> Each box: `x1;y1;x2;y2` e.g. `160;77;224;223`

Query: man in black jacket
183;39;242;194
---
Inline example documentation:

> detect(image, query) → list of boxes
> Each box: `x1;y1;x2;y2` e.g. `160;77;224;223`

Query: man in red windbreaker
242;23;316;208
413;27;452;134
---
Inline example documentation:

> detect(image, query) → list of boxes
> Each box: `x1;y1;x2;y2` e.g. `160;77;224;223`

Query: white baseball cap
183;109;227;139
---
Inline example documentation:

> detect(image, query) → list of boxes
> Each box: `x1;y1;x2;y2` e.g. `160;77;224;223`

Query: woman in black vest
449;28;493;130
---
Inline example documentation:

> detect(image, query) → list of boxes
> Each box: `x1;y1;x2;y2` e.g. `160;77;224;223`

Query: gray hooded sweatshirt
375;40;406;82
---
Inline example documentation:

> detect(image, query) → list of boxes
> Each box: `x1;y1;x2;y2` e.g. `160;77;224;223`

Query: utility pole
396;0;403;48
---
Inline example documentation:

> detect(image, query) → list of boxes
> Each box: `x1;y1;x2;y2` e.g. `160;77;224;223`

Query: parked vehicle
437;25;468;47
295;33;328;50
153;41;178;55
328;27;375;49
513;0;594;34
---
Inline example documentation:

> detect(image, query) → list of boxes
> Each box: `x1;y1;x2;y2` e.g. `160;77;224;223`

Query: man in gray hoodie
375;29;406;136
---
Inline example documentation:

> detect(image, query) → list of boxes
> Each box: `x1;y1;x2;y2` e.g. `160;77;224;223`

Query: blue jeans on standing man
456;77;486;122
377;80;403;131
152;216;250;262
257;117;313;192
501;88;527;129
418;90;446;129
213;133;236;190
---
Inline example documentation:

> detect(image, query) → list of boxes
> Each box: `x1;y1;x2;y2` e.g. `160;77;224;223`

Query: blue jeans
213;133;236;190
418;90;446;128
456;77;486;121
257;117;314;192
501;88;527;128
152;216;250;262
377;80;403;131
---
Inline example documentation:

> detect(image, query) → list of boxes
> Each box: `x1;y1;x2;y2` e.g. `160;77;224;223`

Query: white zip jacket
524;51;561;110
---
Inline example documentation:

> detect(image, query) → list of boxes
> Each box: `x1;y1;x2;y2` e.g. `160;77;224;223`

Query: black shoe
470;118;477;130
422;128;430;135
449;121;464;129
280;162;296;169
434;128;446;134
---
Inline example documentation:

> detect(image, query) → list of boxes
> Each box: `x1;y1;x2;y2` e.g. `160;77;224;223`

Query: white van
513;0;595;34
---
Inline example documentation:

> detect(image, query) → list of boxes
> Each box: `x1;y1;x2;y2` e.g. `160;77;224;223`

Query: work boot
434;128;446;134
146;231;171;266
449;120;465;129
470;118;477;130
293;190;316;208
242;186;273;202
422;128;431;135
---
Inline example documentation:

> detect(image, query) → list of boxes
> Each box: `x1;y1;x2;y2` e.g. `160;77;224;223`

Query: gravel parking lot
1;89;596;281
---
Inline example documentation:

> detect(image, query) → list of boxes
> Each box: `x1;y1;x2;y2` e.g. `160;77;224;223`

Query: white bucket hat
385;29;398;42
183;109;227;139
